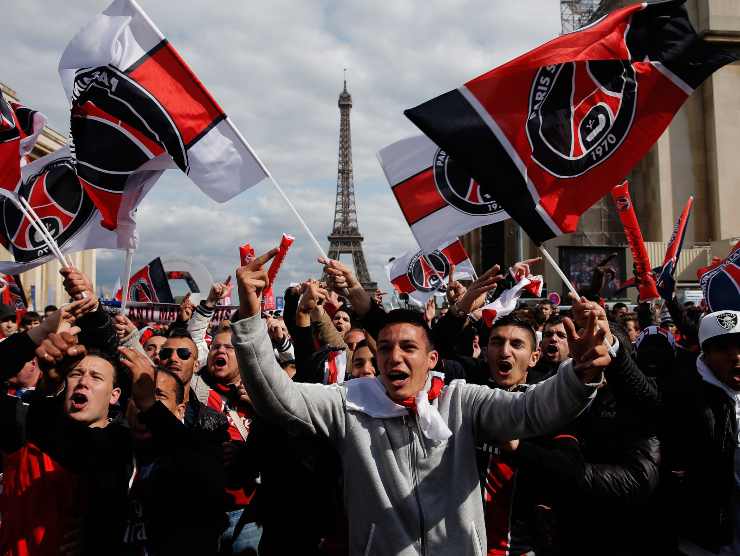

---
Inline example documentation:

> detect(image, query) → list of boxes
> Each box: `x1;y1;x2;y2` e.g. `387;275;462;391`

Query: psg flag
405;0;735;244
0;147;150;275
115;257;175;304
58;0;268;231
386;238;475;306
656;195;693;301
698;241;740;313
378;135;508;253
0;96;46;194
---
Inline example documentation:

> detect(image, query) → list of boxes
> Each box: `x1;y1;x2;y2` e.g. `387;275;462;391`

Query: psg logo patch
716;312;738;331
433;149;504;216
1;157;95;262
527;60;637;178
407;250;449;292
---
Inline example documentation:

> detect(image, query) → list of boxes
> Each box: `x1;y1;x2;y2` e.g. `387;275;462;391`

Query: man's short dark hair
543;314;565;328
164;328;198;356
44;305;58;313
379;309;433;350
612;302;628;312
156;368;185;404
20;312;41;326
490;314;538;351
166;327;195;342
60;346;123;388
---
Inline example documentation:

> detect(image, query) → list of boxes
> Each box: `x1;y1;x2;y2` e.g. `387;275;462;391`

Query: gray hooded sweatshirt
232;314;597;555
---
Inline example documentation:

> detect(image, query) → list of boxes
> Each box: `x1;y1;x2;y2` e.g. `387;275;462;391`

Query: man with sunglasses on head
189;322;262;555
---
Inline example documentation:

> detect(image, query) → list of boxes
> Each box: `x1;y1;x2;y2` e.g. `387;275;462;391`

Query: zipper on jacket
407;416;427;555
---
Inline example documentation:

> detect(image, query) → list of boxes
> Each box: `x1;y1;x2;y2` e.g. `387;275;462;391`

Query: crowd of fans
0;251;737;556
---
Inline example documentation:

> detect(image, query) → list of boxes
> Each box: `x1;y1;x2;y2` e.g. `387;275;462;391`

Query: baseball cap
698;310;740;347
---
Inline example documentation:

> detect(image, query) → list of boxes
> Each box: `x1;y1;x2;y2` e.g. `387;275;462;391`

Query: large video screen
558;246;626;299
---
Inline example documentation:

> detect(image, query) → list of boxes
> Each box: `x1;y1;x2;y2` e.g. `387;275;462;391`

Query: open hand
563;312;611;385
446;263;467;305
454;264;504;315
567;292;613;345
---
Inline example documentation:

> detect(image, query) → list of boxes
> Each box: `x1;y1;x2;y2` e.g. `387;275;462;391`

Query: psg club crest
433;149;503;216
0;157;95;261
407;250;449;292
130;278;156;303
716;312;738;331
527;60;637;178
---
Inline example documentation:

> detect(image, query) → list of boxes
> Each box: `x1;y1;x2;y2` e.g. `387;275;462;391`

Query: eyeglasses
159;347;193;361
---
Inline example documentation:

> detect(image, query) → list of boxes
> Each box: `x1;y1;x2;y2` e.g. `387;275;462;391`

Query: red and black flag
58;0;268;231
405;0;735;244
656;195;693;301
386;238;475;306
115;257;175;304
0;148;127;275
378;135;509;253
0;97;46;194
698;241;740;313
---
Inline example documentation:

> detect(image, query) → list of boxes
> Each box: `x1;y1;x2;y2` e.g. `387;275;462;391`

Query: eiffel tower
326;75;376;292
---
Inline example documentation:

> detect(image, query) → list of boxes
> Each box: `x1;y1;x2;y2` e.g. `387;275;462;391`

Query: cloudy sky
1;0;561;300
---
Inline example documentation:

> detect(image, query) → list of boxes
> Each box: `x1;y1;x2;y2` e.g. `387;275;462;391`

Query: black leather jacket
661;363;737;552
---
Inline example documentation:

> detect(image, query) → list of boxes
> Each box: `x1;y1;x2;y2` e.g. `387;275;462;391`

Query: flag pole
539;245;579;298
223;118;327;259
120;248;135;313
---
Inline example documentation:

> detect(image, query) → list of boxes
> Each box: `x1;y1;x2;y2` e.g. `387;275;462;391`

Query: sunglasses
159;347;193;361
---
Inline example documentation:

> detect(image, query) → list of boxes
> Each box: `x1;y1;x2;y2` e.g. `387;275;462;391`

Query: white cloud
1;0;560;300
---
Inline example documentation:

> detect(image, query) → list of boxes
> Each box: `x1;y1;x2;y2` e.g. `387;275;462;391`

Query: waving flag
12;101;47;163
0;147;152;274
58;0;268;230
386;238;475;306
378;135;508;252
656;196;694;301
610;181;659;301
115;257;175;304
481;274;543;327
0;97;47;195
698;241;740;312
405;1;735;244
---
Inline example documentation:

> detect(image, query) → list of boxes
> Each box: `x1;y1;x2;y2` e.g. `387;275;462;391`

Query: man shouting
231;249;610;555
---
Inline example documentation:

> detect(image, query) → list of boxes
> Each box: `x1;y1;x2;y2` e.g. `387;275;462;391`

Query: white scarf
345;374;452;441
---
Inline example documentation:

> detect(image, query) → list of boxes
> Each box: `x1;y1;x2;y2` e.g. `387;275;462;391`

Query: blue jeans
220;510;262;555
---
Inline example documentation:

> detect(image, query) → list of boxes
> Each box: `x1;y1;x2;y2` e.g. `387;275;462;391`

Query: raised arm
233;250;346;441
465;312;609;443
